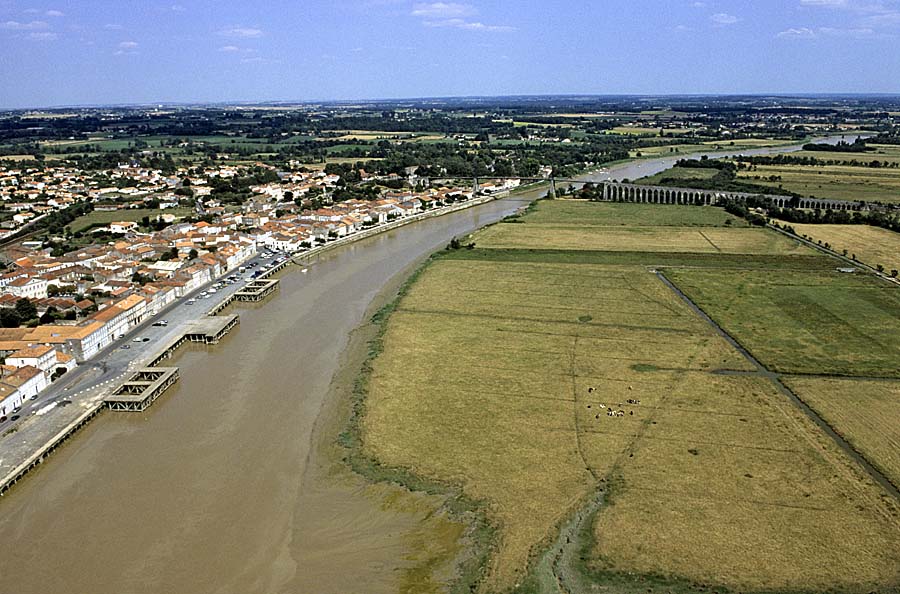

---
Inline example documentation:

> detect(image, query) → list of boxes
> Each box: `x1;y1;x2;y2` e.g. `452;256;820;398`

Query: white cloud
219;45;240;52
218;26;263;38
1;20;49;30
710;12;739;25
424;18;514;31
104;23;123;30
411;2;475;18
777;25;881;38
777;26;817;38
45;10;64;17
118;40;138;49
170;4;186;11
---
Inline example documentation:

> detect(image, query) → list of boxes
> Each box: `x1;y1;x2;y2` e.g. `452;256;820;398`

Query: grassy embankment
356;199;900;593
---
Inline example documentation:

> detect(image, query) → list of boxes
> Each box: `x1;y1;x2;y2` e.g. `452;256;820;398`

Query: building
5;277;49;299
109;221;139;234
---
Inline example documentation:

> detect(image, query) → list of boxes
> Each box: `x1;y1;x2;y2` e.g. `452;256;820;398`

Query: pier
234;278;279;302
148;314;240;366
105;367;180;412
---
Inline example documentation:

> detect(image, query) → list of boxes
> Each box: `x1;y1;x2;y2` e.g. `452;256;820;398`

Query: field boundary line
697;229;723;252
656;270;900;501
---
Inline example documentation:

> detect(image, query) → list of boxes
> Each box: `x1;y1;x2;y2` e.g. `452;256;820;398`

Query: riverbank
0;193;502;499
332;255;497;593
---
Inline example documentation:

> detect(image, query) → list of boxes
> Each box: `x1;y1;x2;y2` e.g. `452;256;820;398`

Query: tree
188;248;198;260
877;264;885;273
14;298;37;321
39;306;58;324
0;309;21;328
891;270;898;278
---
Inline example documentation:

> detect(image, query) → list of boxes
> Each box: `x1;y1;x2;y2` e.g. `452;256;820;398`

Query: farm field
634;166;718;185
520;200;746;227
360;200;900;593
665;269;900;377
736;163;900;203
476;224;813;255
69;207;194;233
363;258;759;591
784;377;900;490
775;223;900;273
590;372;900;592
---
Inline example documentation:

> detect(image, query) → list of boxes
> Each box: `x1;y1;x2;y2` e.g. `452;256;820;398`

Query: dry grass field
780;223;900;273
363;259;758;591
476;224;813;255
784;377;900;490
359;201;900;593
591;373;900;592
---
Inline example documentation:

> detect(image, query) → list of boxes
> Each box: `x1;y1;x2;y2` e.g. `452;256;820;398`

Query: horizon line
5;92;900;112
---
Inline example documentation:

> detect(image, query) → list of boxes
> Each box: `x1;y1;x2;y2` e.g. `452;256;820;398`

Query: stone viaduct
597;182;865;211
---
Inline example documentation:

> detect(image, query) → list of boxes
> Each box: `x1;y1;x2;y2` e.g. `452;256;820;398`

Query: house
1;365;47;401
0;382;23;417
109;221;139;234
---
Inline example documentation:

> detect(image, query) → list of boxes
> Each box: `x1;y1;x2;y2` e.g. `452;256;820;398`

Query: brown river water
0;137;855;594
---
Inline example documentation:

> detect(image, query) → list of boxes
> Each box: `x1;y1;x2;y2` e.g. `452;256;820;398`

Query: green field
634;166;718;185
519;200;746;227
70;207;193;233
734;144;900;203
666;269;900;377
359;200;900;593
478;200;814;255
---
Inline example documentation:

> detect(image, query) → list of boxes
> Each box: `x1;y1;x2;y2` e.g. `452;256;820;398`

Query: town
0;156;521;421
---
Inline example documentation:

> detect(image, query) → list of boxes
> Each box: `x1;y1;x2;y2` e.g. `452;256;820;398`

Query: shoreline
330;255;497;593
0;192;510;499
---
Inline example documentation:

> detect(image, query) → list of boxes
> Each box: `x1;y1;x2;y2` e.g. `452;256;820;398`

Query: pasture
360;200;900;592
666;269;900;377
363;259;758;591
779;223;900;273
476;224;813;255
736;163;900;203
520;200;745;227
784;377;900;490
590;372;900;592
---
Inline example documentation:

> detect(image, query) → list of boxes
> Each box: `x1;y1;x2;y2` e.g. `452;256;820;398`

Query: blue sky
1;0;899;108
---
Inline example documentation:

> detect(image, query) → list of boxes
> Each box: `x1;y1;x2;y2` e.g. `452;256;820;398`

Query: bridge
595;182;865;211
424;175;868;211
